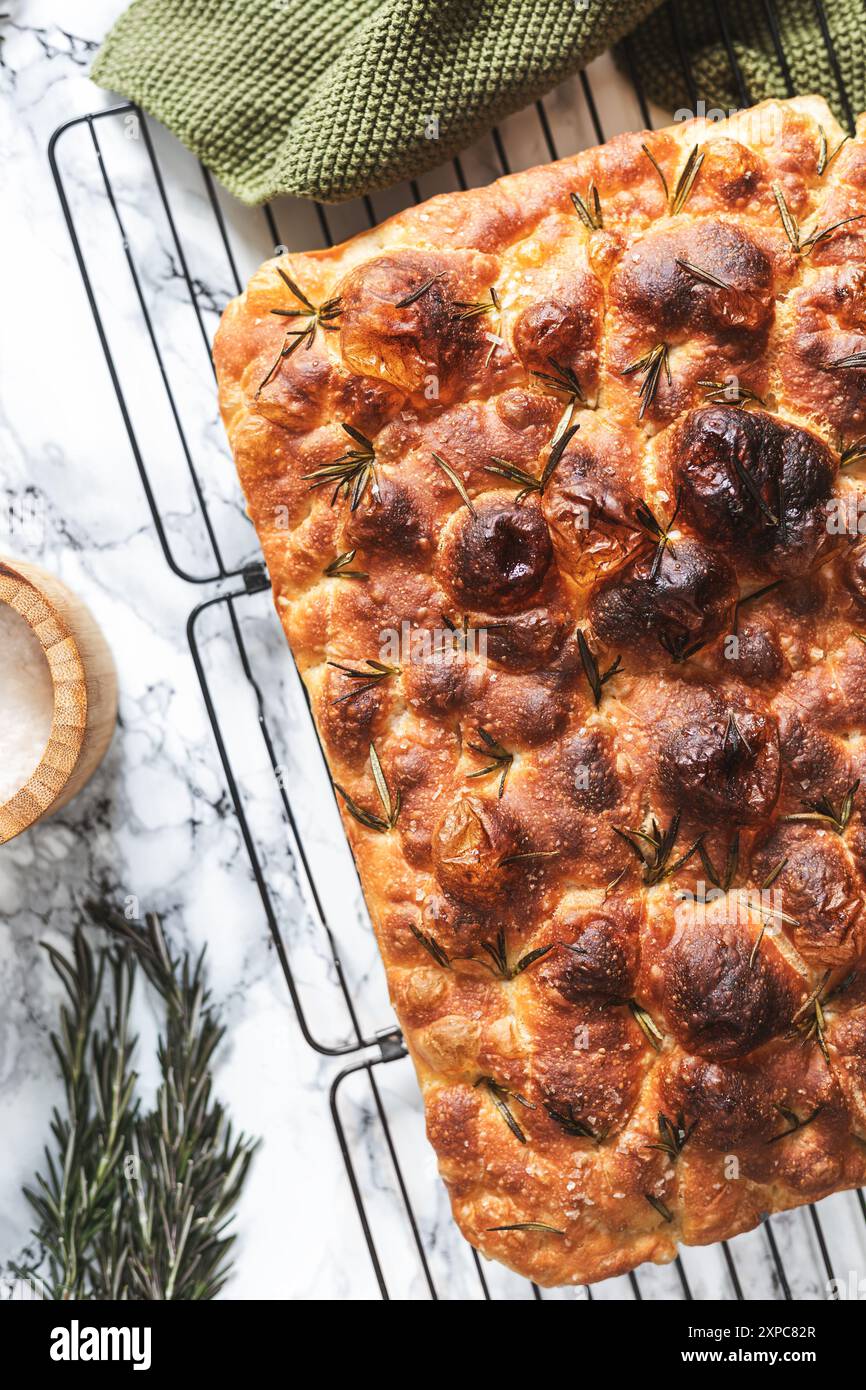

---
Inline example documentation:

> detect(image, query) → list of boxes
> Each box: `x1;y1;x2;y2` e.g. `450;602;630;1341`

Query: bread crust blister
215;96;866;1287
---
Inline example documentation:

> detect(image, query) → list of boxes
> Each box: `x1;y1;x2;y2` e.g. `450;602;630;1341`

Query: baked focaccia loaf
215;95;866;1288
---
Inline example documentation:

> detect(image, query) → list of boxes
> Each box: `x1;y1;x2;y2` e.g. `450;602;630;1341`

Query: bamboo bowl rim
0;560;88;839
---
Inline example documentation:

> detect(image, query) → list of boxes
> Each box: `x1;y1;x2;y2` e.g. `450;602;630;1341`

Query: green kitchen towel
91;0;866;205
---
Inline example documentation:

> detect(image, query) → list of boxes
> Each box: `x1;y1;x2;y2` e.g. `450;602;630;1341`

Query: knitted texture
91;0;866;205
635;0;866;122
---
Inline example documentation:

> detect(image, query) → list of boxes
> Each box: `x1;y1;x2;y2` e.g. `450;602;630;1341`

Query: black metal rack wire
47;0;866;1300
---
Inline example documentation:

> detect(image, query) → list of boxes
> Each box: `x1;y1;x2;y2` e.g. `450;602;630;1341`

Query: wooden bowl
0;557;117;844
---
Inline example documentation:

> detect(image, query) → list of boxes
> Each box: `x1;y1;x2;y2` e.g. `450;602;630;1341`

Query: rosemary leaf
544;1100;607;1142
699;379;764;407
570;183;603;230
466;728;514;798
629;999;665;1051
675;257;731;290
486;1222;565;1235
840;435;866;468
641;142;669;201
323;550;368;581
646;1110;696;1158
475;1077;532;1144
409;923;451;968
622;343;671;421
485;425;579;502
782;779;859;835
395;272;444;308
19;906;258;1302
430;451;476;515
645;1193;674;1222
829;352;866;370
328;658;400;704
303;424;378;511
773;181;800;250
670;146;704;215
817;128;849;176
576;628;621;707
335;744;400;833
767;1103;823;1144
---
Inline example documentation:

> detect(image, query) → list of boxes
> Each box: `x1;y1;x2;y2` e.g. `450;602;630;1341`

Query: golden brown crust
215;96;866;1288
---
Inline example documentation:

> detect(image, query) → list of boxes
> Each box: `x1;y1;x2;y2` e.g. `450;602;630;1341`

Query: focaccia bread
215;95;866;1288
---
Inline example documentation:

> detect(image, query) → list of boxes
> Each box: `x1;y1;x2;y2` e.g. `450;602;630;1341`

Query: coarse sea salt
0;603;54;803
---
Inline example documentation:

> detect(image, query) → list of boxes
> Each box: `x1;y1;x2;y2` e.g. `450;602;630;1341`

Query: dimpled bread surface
215;96;866;1287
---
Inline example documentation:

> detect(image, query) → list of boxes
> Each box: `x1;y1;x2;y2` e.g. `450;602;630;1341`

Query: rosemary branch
18;907;258;1301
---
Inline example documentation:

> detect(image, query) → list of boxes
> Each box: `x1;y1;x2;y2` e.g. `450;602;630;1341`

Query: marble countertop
2;0;864;1303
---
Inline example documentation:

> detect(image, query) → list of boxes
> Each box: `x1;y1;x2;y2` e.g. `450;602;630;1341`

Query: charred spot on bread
610;220;774;342
673;406;836;575
662;920;798;1060
587;537;737;660
436;497;553;612
657;688;781;824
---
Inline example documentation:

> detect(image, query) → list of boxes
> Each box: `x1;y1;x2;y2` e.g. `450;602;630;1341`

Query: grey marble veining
2;0;864;1301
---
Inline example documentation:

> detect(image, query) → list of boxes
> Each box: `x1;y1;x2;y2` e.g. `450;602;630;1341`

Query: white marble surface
1;0;864;1302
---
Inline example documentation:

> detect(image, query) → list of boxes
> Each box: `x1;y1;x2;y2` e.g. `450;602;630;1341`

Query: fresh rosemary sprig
622;343;671;421
256;268;342;395
409;923;451;968
475;1077;534;1144
303;424;379;511
474;926;552;980
791;970;833;1063
452;286;501;322
571;183;603;229
531;357;586;446
466;728;514;798
323;549;368;581
614;810;699;887
767;1103;823;1144
452;287;502;366
783;779;859;835
817;127;850;176
647;1110;696;1159
334;743;401;832
19;908;258;1301
395;272;444;308
697;830;740;892
430;451;476;514
641;143;703;214
628;999;665;1051
675;258;731;290
576;628;622;707
328;658;400;704
772;181;865;255
485;424;580;502
659;629;713;664
544;1100;608;1142
699;379;764;407
633;490;681;580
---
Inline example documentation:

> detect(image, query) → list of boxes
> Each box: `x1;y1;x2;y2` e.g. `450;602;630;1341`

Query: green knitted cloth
91;0;866;205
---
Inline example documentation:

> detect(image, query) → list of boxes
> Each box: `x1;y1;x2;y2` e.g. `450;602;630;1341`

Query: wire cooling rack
49;0;866;1300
